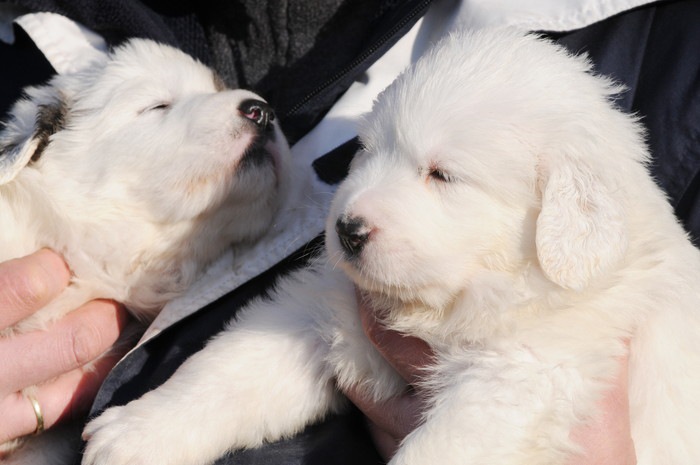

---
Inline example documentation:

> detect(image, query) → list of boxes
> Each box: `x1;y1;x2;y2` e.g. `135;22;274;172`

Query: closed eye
141;102;171;113
428;166;454;183
428;168;450;182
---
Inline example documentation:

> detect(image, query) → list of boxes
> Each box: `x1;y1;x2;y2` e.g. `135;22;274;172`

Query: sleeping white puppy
0;39;290;459
83;29;700;465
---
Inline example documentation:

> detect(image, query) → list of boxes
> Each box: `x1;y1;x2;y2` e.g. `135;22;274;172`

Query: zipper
283;0;434;119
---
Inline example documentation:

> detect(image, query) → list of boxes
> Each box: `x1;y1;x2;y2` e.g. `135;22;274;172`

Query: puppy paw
82;405;158;465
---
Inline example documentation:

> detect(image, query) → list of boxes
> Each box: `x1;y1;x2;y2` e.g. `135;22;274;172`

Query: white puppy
83;29;700;465
0;39;290;460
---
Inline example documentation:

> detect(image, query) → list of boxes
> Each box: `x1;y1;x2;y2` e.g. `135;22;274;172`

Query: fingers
344;291;434;461
356;291;434;386
0;300;130;397
345;387;422;460
344;385;422;444
0;251;133;445
0;249;71;329
0;343;127;443
0;300;130;443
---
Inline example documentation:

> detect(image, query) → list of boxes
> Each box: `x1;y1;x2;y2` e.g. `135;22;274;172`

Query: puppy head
326;29;645;313
0;39;291;247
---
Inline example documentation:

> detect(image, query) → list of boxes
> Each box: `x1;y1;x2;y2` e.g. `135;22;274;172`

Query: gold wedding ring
26;394;45;435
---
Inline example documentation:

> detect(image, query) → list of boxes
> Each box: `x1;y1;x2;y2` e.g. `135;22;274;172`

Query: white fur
83;29;700;465
0;39;291;460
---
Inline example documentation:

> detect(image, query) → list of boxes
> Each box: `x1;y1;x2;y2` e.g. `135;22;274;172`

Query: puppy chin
328;246;455;313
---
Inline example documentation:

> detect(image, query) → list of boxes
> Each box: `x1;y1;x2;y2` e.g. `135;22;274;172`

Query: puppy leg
83;272;340;465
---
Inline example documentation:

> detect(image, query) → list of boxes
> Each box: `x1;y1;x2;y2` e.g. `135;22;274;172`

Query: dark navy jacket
1;1;699;463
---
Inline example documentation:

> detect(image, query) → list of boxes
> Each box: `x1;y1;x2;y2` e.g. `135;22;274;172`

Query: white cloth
450;0;658;33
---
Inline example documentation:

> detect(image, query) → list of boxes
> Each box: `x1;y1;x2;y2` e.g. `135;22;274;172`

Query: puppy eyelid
141;102;171;113
427;166;453;183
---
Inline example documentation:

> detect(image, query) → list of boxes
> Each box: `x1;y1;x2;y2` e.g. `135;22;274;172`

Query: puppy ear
0;90;67;185
536;160;627;290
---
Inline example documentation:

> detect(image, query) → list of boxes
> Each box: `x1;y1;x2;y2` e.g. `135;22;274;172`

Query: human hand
343;293;637;464
341;292;433;459
0;249;131;447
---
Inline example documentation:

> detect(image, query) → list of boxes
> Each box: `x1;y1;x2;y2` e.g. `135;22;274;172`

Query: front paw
82;404;159;465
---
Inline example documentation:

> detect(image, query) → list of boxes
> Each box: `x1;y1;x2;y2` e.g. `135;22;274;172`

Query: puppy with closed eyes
0;39;291;463
84;29;700;465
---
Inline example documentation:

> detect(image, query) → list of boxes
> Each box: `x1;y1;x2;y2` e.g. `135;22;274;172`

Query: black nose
335;216;370;258
238;99;275;129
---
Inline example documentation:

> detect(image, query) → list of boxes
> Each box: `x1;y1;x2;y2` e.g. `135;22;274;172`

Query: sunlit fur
0;39;291;330
0;39;291;462
85;29;700;465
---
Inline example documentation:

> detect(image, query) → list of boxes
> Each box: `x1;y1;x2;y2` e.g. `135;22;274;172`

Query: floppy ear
536;160;627;290
0;91;67;185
